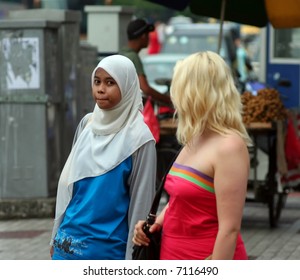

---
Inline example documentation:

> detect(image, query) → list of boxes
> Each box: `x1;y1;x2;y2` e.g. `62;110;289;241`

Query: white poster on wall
2;37;40;90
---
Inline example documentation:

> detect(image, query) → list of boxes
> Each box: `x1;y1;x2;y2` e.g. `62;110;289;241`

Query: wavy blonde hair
170;51;252;146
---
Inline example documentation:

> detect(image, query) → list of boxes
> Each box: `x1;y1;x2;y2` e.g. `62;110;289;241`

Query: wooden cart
247;122;289;227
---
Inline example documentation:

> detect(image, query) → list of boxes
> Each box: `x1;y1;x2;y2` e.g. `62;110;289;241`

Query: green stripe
169;170;215;194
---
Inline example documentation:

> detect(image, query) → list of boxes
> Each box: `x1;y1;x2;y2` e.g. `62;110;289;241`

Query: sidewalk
241;191;300;259
0;192;299;260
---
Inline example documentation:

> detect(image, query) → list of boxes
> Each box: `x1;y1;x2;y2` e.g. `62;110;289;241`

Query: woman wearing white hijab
50;55;156;260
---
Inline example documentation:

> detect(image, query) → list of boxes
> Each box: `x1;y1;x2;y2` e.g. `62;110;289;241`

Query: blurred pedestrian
231;27;252;91
50;54;156;260
133;51;252;260
120;18;172;106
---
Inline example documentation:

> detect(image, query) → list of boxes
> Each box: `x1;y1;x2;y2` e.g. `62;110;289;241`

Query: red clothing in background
148;30;161;54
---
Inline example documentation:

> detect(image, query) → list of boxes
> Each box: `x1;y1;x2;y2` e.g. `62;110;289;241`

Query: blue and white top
50;55;156;260
53;158;131;260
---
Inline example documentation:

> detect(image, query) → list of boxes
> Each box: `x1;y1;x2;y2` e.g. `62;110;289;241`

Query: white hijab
53;55;154;223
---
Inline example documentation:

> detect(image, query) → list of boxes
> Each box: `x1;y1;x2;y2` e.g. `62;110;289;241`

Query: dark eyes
94;79;100;85
107;80;115;86
93;79;115;86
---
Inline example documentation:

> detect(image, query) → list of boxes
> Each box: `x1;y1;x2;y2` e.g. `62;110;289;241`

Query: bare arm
212;135;249;260
138;74;172;105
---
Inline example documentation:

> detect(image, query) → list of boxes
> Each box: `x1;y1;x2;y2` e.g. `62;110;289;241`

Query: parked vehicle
142;53;188;93
168;16;193;26
161;23;236;66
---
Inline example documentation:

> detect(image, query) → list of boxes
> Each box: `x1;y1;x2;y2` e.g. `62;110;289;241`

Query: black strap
145;147;182;225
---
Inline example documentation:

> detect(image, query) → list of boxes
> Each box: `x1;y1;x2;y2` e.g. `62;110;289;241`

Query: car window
144;61;176;82
162;34;229;63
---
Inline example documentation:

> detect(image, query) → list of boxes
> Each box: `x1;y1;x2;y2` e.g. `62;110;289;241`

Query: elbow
219;224;241;238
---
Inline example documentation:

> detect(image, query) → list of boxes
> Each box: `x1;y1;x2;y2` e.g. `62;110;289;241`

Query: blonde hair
170;51;252;146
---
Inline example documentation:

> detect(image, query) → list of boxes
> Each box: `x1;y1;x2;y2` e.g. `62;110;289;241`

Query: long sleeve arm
125;141;156;259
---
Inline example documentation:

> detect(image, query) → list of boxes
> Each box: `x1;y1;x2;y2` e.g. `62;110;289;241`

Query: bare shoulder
213;132;250;179
217;132;248;157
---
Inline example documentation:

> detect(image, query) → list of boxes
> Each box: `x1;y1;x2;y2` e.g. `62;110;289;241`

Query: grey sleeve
125;140;157;260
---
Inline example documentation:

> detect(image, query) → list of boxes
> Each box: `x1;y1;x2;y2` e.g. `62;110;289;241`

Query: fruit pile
241;88;287;125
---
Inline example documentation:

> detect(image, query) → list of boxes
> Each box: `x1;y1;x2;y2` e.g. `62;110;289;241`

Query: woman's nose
97;83;105;93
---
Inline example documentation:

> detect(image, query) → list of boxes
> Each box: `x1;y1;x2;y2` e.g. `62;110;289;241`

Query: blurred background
0;0;299;231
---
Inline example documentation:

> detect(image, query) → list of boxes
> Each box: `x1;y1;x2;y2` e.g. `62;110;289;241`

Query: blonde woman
133;51;252;260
